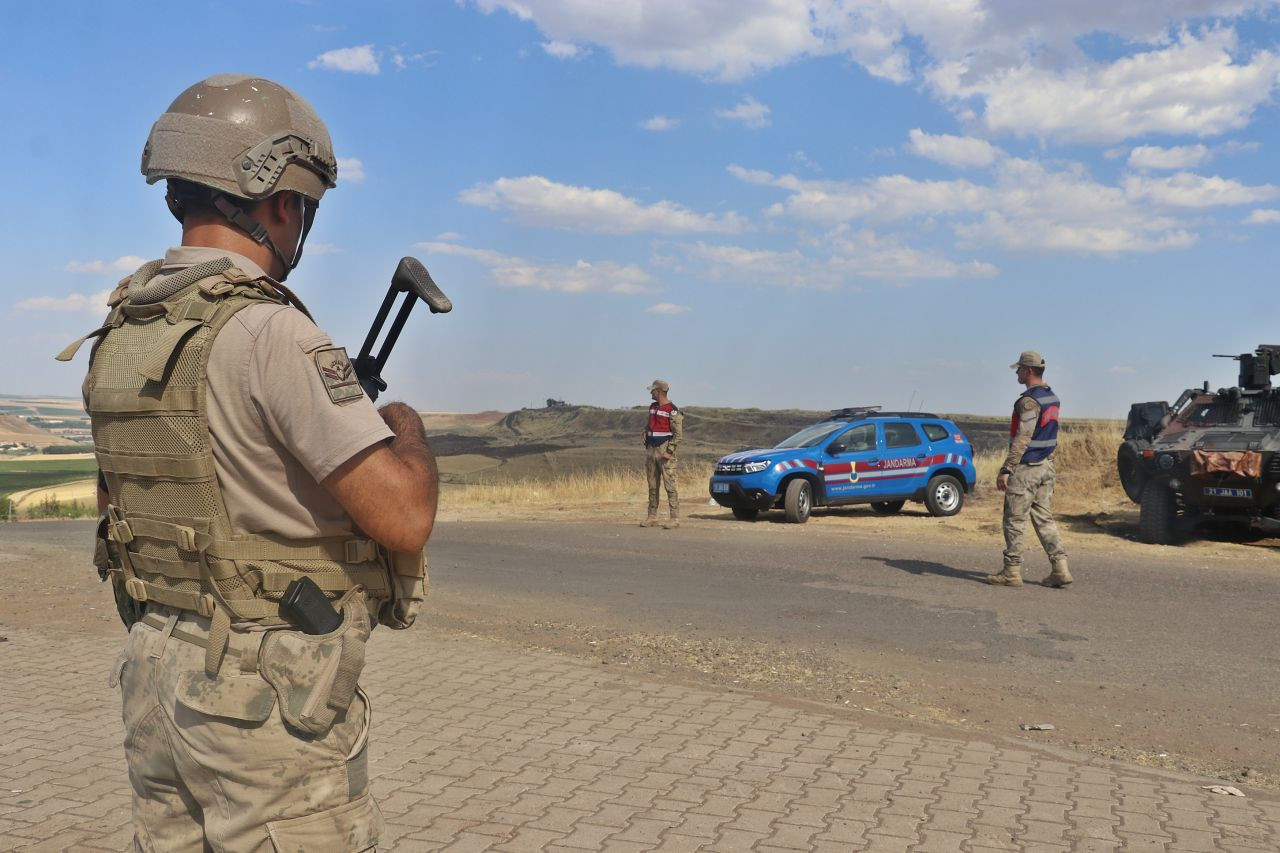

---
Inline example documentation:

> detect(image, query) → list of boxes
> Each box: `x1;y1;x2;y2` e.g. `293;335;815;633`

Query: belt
140;607;267;672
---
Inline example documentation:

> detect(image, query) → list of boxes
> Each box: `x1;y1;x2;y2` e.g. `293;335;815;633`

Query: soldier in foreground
988;351;1072;588
62;74;437;850
641;379;683;528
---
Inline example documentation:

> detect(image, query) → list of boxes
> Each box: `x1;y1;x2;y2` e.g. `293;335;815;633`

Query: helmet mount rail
353;257;454;402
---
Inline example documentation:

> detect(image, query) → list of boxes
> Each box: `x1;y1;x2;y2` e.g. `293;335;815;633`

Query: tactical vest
59;258;393;673
646;401;677;445
1011;385;1060;464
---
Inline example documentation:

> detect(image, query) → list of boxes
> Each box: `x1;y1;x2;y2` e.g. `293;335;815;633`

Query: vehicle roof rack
830;406;881;419
829;406;941;420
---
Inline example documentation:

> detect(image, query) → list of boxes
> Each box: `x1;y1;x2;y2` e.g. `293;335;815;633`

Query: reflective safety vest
1011;384;1060;464
646;401;677;444
58;257;394;673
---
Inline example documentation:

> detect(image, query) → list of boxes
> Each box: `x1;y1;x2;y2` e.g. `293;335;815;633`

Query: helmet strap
211;194;295;281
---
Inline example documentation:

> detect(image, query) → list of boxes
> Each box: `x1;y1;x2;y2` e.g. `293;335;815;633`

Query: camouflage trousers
1002;459;1067;567
646;443;680;517
113;600;381;852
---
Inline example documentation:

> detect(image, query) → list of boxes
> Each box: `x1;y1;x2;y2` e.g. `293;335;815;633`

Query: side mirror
827;443;846;454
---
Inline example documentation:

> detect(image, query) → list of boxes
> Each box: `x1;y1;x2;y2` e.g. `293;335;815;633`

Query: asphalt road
417;516;1280;787
3;517;1276;788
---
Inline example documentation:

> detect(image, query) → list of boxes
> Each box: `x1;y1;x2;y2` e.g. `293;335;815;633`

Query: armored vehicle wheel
731;506;759;520
1138;480;1178;545
924;475;964;517
1117;439;1150;503
783;479;812;523
870;500;905;515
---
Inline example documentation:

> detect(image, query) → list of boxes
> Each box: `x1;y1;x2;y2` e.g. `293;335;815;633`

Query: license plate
711;482;730;493
1203;487;1252;498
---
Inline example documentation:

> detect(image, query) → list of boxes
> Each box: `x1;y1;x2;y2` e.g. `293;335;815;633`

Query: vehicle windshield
775;422;844;448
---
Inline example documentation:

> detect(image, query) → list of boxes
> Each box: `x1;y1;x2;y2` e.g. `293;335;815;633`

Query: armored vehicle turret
1117;345;1280;544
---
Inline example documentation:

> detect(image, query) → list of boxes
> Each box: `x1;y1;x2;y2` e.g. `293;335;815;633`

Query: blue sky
4;1;1280;418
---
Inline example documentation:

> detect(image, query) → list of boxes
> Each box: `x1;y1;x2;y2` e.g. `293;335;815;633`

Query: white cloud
906;129;1003;168
1245;209;1280;224
1128;144;1211;170
435;231;465;241
714;96;770;129
467;3;1280;142
732;157;1206;254
459;175;747;234
641;115;680;132
645;302;691;314
309;44;380;75
65;256;146;274
337;157;366;184
1123;172;1277;208
542;40;588;59
17;289;114;314
472;0;822;82
931;28;1280;144
391;50;439;69
417;241;651;293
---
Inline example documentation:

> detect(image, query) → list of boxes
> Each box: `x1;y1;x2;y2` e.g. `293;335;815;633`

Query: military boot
662;514;681;529
1044;558;1073;588
640;514;659;528
985;565;1023;587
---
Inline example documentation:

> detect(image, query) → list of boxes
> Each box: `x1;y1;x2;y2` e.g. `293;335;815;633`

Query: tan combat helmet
141;73;339;277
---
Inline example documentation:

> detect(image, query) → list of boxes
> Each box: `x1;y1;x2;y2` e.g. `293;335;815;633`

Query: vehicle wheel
731;506;759;521
924;475;964;517
783;479;812;523
1117;439;1150;503
870;500;905;515
1138;480;1178;545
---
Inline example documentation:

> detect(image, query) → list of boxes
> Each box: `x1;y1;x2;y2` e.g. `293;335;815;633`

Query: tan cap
1010;350;1045;369
647;379;670;393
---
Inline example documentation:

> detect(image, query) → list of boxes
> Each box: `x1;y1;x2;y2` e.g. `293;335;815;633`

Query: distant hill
0;414;77;447
423;404;1015;484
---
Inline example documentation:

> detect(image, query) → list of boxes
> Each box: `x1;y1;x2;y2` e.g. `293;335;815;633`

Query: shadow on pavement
862;555;992;584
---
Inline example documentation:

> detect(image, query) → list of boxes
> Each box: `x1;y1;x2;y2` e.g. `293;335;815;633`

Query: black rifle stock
353;257;453;401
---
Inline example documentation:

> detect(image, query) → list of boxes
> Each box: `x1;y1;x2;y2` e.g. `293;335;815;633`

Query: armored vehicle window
921;423;949;442
1182;402;1242;426
884;422;921;449
837;423;876;452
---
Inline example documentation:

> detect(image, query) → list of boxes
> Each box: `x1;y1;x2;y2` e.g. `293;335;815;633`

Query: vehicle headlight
743;460;771;474
1158;453;1175;470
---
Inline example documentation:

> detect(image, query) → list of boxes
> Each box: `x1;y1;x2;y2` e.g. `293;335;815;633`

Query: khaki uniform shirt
97;247;394;539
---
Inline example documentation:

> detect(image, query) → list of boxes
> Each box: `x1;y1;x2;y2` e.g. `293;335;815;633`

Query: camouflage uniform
642;380;683;528
989;351;1071;588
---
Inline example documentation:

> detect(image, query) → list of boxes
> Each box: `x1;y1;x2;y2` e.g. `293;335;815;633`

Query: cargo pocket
260;593;370;738
265;791;383;852
174;671;277;722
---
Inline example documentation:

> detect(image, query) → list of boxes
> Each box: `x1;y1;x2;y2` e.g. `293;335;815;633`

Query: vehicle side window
837;423;876;452
884;422;921;449
921;423;949;442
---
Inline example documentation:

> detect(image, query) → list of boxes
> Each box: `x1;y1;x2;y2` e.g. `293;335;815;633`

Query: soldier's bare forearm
378;401;439;521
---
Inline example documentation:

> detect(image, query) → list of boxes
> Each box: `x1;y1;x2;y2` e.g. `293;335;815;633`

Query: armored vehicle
1118;345;1280;544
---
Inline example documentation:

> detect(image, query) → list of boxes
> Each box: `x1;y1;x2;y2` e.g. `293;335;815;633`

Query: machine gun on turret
1213;344;1280;393
352;257;453;402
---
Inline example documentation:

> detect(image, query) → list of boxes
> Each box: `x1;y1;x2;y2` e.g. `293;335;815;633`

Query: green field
0;458;98;499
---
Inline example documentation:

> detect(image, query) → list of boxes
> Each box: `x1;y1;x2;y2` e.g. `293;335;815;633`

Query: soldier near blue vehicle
988;351;1072;588
641;379;683;529
59;74;439;850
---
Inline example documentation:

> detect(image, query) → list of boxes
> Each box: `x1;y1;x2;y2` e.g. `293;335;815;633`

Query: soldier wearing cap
641;379;683;528
62;74;438;849
988;351;1071;588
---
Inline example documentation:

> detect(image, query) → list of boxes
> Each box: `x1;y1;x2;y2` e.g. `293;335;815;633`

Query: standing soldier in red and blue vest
641;379;684;528
988;351;1072;588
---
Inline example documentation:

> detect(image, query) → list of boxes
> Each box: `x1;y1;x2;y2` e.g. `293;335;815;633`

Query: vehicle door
919;421;968;483
876;421;930;496
821;422;882;502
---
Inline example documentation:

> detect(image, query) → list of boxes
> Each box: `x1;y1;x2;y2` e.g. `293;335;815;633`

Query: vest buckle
124;577;148;602
345;539;377;563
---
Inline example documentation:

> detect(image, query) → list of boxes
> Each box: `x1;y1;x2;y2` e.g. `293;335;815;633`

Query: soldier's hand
996;473;1010;492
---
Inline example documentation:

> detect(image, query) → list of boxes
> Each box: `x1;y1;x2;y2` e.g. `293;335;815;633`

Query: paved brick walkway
1;625;1277;851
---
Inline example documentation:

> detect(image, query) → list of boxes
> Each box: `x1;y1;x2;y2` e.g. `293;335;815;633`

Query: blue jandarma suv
709;407;976;523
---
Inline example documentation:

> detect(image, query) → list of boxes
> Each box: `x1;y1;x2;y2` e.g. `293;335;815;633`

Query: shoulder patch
1017;396;1039;413
313;346;364;404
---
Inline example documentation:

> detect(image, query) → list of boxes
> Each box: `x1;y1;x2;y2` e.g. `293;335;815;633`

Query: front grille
715;462;747;474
